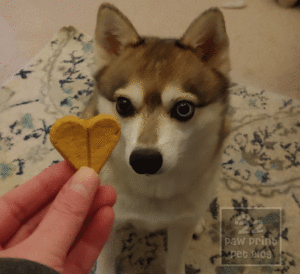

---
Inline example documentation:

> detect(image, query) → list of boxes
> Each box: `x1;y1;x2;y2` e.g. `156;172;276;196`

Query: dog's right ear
179;8;230;76
94;3;141;63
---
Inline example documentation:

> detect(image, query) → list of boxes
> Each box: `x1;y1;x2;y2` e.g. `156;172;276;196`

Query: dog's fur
82;3;230;274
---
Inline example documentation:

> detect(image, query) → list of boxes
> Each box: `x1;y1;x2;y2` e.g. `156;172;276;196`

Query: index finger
0;160;77;245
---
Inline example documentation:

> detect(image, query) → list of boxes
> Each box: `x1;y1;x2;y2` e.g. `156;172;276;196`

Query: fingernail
70;167;99;197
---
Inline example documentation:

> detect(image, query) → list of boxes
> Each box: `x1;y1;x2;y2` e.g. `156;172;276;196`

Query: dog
82;3;231;274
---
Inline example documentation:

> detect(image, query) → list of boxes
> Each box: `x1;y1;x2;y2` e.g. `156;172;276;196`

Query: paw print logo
235;212;264;235
235;212;251;226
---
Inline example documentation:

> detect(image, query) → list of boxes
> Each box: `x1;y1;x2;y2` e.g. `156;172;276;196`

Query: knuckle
52;198;86;219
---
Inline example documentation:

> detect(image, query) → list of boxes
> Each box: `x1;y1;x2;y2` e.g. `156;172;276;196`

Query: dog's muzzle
129;149;163;175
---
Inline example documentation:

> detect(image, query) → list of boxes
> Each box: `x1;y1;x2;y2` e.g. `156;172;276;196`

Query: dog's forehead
132;38;201;83
95;38;229;107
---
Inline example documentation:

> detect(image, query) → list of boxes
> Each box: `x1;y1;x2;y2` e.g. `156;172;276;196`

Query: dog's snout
130;149;163;175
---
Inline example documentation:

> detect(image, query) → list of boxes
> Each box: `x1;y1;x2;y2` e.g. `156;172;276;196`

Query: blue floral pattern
1;26;300;274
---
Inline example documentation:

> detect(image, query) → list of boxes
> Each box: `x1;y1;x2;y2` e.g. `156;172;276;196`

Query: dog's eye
116;97;135;117
171;101;194;121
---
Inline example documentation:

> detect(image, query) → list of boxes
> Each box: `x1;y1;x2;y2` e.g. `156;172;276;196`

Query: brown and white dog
82;3;230;274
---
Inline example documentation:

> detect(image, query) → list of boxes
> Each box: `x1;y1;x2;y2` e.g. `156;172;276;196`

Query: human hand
0;160;116;273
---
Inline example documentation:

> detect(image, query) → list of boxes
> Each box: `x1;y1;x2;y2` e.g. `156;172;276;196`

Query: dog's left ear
179;8;230;76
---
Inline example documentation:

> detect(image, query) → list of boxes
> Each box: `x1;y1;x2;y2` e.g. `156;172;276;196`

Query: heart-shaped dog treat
50;114;121;173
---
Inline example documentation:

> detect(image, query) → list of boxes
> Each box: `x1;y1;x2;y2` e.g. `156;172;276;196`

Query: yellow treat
50;114;121;173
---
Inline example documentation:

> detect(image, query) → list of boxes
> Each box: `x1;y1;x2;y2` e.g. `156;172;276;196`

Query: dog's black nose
129;149;163;175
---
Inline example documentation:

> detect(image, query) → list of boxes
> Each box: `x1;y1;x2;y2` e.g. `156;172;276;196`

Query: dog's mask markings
162;86;198;111
88;3;231;177
93;4;230;112
137;110;160;146
114;81;144;111
144;90;162;113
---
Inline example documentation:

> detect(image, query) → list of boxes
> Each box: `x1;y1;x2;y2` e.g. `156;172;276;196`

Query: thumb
28;166;100;261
